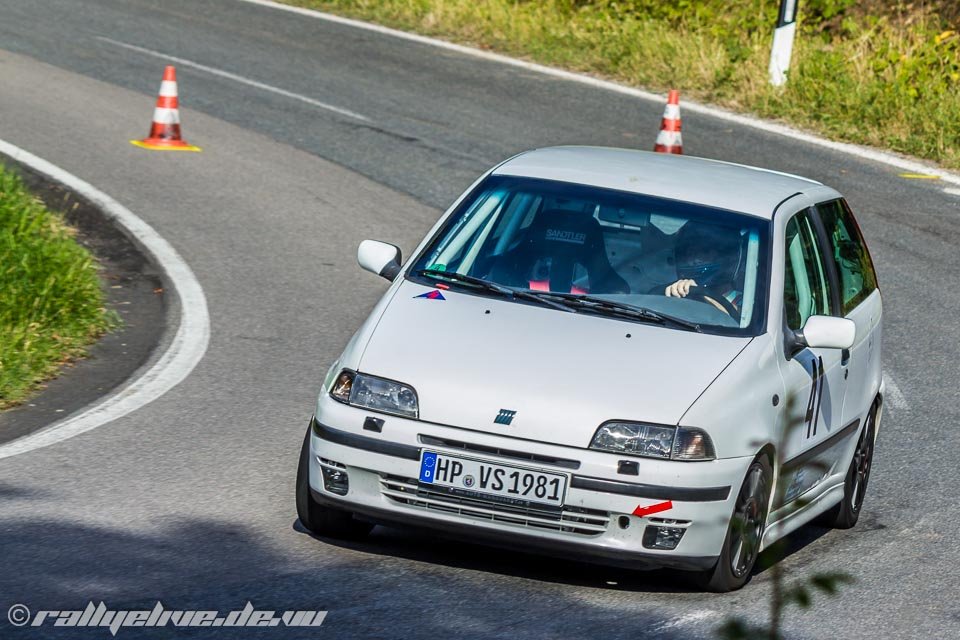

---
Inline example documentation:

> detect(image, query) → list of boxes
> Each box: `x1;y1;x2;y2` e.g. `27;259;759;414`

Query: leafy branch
717;392;854;639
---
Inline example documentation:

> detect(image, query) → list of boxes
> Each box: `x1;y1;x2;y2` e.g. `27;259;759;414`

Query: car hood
357;282;752;448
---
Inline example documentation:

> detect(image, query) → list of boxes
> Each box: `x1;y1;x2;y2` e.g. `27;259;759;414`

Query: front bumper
308;397;753;571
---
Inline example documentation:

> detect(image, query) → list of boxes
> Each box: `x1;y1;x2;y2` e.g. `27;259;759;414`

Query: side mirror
358;240;402;281
787;315;856;357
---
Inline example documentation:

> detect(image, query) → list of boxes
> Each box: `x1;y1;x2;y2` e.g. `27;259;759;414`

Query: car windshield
409;176;769;335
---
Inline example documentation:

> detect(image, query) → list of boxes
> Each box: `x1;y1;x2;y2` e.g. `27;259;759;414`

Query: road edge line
236;0;960;187
881;372;909;412
0;140;210;459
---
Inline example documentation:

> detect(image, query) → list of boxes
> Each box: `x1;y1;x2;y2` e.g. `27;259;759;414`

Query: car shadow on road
754;523;832;576
294;518;694;594
293;513;837;596
292;508;848;595
0;498;710;639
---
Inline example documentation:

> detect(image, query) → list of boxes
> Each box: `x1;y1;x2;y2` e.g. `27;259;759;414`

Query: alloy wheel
850;411;876;513
729;464;768;578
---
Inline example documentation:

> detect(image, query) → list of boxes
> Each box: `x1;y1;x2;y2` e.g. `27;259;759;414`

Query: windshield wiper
415;269;573;313
414;270;698;330
526;291;702;332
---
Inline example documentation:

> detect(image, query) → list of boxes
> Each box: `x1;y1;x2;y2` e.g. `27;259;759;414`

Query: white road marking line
646;610;720;633
944;187;960;197
237;0;960;188
0;140;210;460
882;372;910;411
96;36;371;123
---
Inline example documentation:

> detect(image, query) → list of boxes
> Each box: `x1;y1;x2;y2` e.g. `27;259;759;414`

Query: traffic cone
131;66;201;152
653;89;682;154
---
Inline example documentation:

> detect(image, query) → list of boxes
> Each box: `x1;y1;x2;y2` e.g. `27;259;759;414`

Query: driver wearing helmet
661;221;742;316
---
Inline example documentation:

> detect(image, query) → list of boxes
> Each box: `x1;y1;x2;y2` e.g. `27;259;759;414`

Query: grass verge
278;0;960;170
0;165;115;409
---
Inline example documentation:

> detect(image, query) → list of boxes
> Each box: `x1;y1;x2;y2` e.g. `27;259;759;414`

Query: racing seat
488;209;629;294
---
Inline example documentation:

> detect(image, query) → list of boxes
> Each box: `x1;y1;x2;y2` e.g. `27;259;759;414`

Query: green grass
279;0;960;170
0;166;115;409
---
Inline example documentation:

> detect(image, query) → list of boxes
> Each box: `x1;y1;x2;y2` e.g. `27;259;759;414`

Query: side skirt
760;483;845;551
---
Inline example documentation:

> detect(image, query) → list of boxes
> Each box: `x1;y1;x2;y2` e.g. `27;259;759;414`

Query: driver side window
784;212;835;331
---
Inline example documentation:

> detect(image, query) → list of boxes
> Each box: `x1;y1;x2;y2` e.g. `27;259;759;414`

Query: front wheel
296;426;374;540
695;456;772;592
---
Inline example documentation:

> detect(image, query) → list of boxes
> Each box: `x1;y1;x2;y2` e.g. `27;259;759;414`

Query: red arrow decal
632;500;673;518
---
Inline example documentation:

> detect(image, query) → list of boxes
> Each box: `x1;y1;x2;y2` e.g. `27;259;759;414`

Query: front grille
418;435;581;469
379;475;609;537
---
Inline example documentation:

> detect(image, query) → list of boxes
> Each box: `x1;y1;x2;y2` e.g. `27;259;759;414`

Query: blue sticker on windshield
420;451;437;483
414;290;446;300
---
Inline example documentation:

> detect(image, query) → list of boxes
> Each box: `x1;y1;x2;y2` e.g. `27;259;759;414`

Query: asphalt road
1;0;959;637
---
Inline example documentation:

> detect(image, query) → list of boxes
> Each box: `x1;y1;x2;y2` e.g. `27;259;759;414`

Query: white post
769;0;799;86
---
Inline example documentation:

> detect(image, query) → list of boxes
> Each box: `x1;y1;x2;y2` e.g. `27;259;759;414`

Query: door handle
841;348;850;366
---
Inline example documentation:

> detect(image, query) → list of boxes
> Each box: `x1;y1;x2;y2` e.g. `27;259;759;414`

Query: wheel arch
755;443;779;524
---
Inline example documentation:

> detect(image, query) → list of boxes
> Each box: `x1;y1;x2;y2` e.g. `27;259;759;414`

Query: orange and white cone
653;89;682;154
131;66;201;151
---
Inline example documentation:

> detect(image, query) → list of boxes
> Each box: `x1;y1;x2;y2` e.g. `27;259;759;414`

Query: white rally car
296;147;882;591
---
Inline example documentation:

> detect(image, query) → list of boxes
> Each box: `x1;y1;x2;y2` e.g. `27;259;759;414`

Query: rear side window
784;212;834;331
816;200;878;314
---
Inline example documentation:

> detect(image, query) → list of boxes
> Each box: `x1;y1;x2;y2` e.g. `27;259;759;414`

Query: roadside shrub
284;0;960;169
0;167;113;408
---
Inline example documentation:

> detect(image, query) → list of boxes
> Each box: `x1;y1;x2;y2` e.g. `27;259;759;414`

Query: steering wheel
686;286;739;317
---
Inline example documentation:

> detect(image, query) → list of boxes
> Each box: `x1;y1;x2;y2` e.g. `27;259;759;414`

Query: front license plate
418;451;567;507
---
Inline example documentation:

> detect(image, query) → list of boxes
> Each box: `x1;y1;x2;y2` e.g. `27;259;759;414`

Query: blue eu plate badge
419;451;437;483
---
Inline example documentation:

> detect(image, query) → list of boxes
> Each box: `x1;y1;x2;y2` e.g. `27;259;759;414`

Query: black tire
296;426;374;540
695;456;772;592
817;402;877;530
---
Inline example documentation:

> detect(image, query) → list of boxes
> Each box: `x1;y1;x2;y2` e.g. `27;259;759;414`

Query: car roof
492;146;824;219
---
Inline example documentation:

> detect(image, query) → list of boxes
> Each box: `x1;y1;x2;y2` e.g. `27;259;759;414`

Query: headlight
589;422;715;461
329;370;419;418
590;422;675;459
